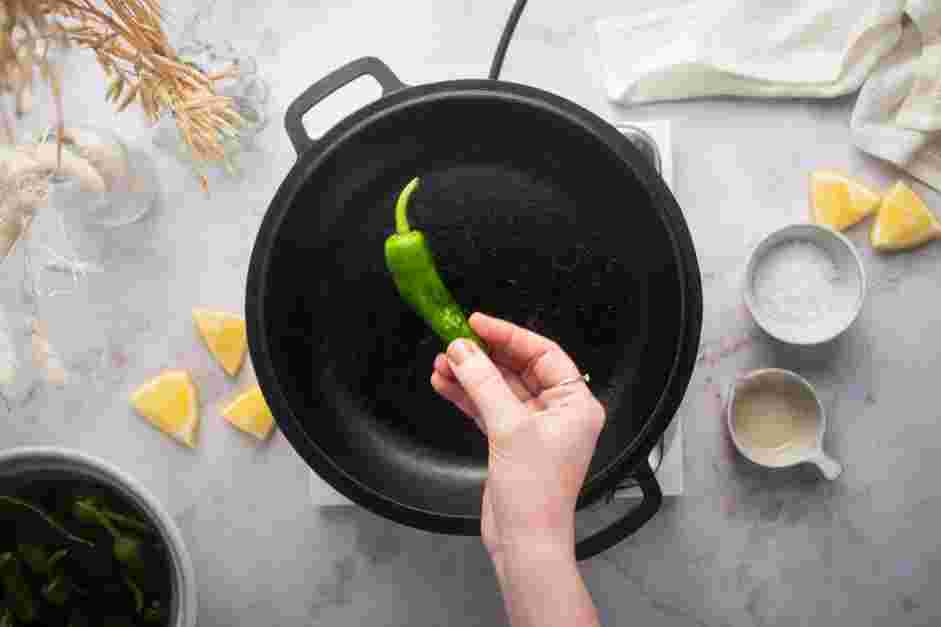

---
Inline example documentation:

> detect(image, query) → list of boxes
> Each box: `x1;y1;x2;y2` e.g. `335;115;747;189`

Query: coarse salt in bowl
744;224;866;345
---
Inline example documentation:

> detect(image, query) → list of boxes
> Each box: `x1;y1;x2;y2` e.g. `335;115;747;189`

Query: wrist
490;534;599;627
490;530;575;580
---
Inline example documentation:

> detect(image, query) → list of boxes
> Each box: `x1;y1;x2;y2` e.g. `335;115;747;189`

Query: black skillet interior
262;94;683;518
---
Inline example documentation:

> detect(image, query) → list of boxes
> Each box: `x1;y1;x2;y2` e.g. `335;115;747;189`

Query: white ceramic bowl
0;447;197;627
744;224;866;345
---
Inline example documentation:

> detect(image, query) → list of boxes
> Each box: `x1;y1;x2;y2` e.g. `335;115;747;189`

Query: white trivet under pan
310;120;682;506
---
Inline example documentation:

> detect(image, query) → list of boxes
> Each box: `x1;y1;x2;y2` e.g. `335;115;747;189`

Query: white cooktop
310;119;683;506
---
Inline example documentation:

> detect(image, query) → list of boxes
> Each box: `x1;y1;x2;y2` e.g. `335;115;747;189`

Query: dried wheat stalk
1;0;243;190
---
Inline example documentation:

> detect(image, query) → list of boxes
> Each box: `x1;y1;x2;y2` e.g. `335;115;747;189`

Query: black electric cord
488;0;528;80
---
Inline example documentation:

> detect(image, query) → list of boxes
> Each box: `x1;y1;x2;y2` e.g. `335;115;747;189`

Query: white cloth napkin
596;0;941;191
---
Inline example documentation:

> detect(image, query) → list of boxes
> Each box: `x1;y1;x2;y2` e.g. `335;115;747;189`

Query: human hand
430;312;606;566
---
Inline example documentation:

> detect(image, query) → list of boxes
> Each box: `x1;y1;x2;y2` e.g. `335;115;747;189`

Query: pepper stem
395;177;420;234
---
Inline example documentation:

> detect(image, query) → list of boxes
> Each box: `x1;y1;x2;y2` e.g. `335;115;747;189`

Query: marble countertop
4;1;941;625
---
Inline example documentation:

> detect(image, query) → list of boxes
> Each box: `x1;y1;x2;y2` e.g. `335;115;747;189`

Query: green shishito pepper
384;178;484;349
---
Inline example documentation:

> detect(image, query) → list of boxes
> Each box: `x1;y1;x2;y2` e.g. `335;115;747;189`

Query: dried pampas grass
1;0;243;190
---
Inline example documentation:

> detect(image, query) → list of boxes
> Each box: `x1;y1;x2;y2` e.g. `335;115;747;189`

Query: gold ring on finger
549;373;590;389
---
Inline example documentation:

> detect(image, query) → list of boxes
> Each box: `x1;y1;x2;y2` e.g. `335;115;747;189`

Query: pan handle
574;462;662;561
285;56;407;156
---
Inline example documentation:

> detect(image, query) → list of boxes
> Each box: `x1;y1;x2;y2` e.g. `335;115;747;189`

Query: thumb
446;339;523;433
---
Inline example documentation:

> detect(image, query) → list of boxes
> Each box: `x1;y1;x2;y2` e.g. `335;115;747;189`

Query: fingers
470;313;581;392
469;312;555;373
430;371;478;416
434;353;533;402
500;367;536;404
433;353;455;380
445;338;523;433
430;371;486;433
433;352;541;433
520;348;581;395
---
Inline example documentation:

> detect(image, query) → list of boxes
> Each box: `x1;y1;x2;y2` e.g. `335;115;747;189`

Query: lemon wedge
192;308;247;376
871;181;941;251
221;385;275;440
131;370;199;447
810;170;881;231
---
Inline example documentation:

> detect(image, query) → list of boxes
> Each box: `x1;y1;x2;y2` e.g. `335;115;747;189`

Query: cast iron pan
246;57;702;560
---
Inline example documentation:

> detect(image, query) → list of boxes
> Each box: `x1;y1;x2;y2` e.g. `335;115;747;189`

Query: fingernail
447;339;476;365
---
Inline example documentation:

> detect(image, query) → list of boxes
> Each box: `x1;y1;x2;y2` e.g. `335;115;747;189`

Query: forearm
493;539;601;627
